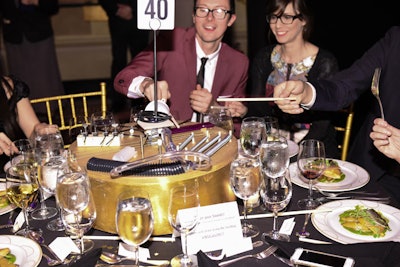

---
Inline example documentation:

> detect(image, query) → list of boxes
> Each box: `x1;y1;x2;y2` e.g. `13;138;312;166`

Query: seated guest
0;75;42;174
113;0;249;131
273;26;400;203
370;118;400;165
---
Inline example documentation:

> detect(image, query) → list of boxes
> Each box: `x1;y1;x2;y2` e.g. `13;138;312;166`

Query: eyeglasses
194;7;232;20
266;14;302;24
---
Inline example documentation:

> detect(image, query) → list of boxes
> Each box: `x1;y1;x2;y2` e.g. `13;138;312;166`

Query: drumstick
217;97;296;102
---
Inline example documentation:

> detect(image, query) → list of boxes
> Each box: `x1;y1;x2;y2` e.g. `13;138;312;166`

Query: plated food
0;247;17;267
289;159;369;192
312;200;400;244
339;205;391;238
0;235;42;267
318;159;345;183
0;184;15;216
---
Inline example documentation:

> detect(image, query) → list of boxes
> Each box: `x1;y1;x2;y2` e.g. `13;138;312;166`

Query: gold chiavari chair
30;82;107;148
333;104;355;161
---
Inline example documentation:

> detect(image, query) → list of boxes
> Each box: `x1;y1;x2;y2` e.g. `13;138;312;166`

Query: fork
218;245;278;266
371;67;385;120
313;186;379;198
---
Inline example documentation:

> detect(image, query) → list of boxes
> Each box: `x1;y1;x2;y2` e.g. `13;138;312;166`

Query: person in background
98;0;150;116
273;26;400;203
244;0;340;157
0;0;64;115
113;0;248;135
0;75;42;174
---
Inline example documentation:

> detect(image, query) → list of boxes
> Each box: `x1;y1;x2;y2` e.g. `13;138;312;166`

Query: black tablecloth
1;179;399;267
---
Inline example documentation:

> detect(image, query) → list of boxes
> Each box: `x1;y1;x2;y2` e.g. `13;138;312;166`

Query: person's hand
225;101;247;118
0;133;14;156
141;80;171;101
273;80;313;114
116;4;133;20
189;85;213;114
370;118;400;163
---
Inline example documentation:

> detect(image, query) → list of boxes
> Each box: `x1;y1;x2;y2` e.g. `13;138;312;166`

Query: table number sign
137;0;175;30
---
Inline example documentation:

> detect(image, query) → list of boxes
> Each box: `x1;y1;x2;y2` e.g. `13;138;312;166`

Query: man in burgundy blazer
114;0;248;124
274;26;400;203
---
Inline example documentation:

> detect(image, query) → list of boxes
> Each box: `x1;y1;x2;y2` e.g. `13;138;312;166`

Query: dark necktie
196;57;208;122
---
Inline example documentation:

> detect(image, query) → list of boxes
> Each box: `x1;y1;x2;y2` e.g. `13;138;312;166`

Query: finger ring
161;98;166;103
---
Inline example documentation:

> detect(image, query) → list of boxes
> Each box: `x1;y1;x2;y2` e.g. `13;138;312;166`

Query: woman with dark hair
245;0;340;157
0;75;41;173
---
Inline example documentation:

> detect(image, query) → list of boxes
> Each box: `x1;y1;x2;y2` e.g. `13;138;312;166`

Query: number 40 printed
137;0;175;30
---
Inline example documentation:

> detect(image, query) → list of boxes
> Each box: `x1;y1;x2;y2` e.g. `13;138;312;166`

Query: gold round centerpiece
70;126;237;235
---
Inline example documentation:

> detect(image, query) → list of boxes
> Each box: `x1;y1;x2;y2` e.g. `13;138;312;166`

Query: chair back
333;104;354;161
30;82;107;147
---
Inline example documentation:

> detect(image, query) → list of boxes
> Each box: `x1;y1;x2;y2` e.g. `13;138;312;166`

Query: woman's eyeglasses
267;14;302;24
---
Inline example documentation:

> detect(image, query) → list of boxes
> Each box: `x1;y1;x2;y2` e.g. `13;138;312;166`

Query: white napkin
112;146;137;162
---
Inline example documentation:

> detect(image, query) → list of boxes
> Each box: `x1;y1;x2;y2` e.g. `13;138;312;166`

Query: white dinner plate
0;183;16;216
289;159;370;192
0;235;42;267
311;199;400;244
288;140;299;158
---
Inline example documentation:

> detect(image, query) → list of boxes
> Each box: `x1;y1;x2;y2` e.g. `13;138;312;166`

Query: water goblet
5;163;42;237
263;116;280;139
260;135;289;179
240;117;266;157
168;184;200;267
261;169;292;241
31;124;64;220
229;157;262;238
297;139;326;209
116;190;154;267
60;190;97;254
208;106;234;132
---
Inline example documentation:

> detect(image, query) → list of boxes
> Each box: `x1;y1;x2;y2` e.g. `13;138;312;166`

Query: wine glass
261;169;292;241
263;116;280;139
31;124;64;220
297;139;326;209
60;189;97;254
56;170;91;254
10;139;35;166
240;117;266;157
260;135;289;179
168;184;200;267
116;190;154;267
208;106;234;132
91;111;113;136
5;163;42;237
229;157;262;238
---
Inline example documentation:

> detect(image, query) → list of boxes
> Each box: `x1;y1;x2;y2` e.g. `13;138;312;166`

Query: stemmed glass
116;190;154;267
5;163;42;237
168;184;200;267
56;170;91;254
297;139;326;209
229;157;262;238
10;139;35;166
261;169;292;241
240;117;266;157
264;116;280;139
31;124;64;220
260;135;289;179
69;116;90;145
208;106;234;132
60;189;97;254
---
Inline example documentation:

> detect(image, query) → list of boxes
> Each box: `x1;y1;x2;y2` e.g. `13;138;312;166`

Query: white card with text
182;201;253;257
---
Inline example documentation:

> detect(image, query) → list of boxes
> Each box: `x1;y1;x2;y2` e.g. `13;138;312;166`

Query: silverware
218;245;278;266
313;186;380;198
371;67;385;119
317;196;391;204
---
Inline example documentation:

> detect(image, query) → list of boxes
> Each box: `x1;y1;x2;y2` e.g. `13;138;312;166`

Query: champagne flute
260;135;289;179
229;157;262;238
56;171;90;254
31;124;64;220
208;106;234;132
261;169;292;241
297;139;326;209
116;190;154;267
240;117;266;157
61;190;97;254
168;184;200;267
5;163;42;237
